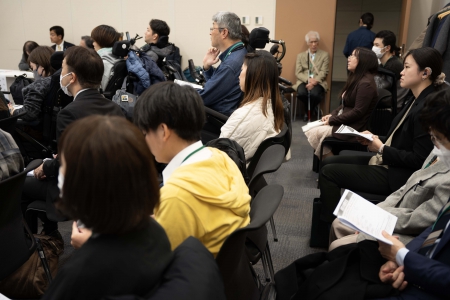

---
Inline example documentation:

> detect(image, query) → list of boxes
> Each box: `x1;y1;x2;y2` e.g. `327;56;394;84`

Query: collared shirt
162;141;212;185
73;89;90;101
308;50;316;78
198;42;247;116
56;41;65;51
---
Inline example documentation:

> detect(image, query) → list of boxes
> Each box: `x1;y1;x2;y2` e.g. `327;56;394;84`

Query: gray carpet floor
55;118;326;274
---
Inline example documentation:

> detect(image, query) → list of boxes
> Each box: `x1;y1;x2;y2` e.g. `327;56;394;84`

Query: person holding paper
305;47;378;158
320;47;444;224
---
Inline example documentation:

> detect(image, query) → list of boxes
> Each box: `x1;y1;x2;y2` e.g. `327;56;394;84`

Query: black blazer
51;41;75;51
381;84;435;191
42;88;124;221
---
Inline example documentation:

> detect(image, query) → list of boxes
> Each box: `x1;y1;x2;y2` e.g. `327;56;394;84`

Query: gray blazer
357;151;450;244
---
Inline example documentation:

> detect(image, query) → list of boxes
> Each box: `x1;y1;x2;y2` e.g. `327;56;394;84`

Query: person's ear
70;72;77;84
385;45;391;53
160;123;171;142
221;28;228;39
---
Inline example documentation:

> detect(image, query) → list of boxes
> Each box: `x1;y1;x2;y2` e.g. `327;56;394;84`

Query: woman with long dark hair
306;47;378;159
18;41;39;71
220;50;285;161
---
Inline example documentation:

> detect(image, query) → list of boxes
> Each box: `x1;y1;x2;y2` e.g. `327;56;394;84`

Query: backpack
0;129;24;181
205;138;249;184
102;54;128;99
9;74;33;105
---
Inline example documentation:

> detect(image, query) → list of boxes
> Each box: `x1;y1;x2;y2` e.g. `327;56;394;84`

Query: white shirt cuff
396;247;409;266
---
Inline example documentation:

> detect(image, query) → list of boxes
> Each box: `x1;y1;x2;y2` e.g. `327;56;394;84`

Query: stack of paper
333;190;397;245
335;125;373;141
302;120;324;133
174;79;203;90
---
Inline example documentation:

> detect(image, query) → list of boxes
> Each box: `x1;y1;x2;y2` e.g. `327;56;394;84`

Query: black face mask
32;64;44;80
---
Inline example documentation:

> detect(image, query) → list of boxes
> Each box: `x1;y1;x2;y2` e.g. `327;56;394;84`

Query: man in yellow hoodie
134;81;251;257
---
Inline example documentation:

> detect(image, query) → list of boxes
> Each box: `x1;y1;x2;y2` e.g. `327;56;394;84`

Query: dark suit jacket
329;73;378;140
41;88;124;220
381;85;435;191
51;41;75;51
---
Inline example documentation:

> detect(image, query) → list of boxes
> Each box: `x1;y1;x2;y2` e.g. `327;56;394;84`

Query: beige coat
292;48;329;92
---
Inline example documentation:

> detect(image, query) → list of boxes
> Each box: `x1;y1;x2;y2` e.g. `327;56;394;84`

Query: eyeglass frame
210;27;225;32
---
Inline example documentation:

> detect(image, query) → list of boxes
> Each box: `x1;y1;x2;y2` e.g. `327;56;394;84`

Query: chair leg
260;251;271;282
264;242;276;283
292;93;297;122
269;216;278;242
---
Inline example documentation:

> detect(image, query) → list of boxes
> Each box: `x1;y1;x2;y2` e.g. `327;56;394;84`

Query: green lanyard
432;204;450;230
223;42;244;62
181;145;205;164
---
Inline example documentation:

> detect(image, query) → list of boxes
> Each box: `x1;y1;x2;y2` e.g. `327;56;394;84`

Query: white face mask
60;72;73;96
432;143;450;170
372;46;386;59
57;170;64;198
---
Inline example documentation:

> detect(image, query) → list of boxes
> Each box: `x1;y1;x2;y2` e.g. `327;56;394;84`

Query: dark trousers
296;83;324;113
21;176;58;233
319;155;392;223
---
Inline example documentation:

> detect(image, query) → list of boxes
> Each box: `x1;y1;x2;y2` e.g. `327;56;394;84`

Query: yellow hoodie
155;148;251;257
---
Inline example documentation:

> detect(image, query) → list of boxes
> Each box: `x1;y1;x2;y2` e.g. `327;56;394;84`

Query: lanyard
223;42;244;62
181;146;205;164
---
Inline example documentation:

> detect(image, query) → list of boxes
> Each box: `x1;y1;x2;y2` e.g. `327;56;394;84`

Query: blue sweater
343;26;375;58
198;43;247;116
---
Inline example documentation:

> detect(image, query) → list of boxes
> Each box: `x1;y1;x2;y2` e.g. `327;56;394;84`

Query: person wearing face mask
373;30;403;82
10;46;55;124
20;46;124;237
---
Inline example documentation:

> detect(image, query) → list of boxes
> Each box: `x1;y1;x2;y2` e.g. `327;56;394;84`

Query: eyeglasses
210;27;225;32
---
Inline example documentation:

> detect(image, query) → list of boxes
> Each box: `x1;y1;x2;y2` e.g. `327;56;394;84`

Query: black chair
201;107;229;144
312;88;395;173
216;184;283;300
0;159;49;280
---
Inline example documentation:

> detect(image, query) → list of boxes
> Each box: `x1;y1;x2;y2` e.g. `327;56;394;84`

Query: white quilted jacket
220;97;279;161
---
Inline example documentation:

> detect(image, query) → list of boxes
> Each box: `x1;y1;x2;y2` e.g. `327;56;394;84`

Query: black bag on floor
10;74;33;105
310;198;330;248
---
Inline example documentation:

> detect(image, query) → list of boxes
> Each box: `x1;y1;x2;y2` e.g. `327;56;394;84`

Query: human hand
379;261;408;290
71;221;92;249
378;231;405;262
202;47;220;70
8;103;14;114
366;135;383;152
321;114;331;122
309;78;318;85
33;163;46;180
306;83;314;91
355;130;374;146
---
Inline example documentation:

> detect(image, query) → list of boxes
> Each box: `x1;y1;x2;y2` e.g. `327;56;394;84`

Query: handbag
0;233;64;298
112;77;138;120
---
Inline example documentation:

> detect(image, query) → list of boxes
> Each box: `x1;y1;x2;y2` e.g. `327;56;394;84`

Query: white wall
0;0;276;71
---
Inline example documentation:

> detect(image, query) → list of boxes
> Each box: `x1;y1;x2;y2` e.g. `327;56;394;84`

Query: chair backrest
377;67;397;116
369;88;395;136
216;184;284;300
248;144;285;197
0;159;42;280
0;111;26;137
247;123;290;178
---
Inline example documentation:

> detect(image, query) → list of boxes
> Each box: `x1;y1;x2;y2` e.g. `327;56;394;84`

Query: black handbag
309;198;330;248
9;74;33;105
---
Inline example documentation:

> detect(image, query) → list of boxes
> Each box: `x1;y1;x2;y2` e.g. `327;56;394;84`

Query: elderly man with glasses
199;11;247;116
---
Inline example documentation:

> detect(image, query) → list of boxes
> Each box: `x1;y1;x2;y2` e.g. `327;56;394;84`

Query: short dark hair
57;115;159;234
81;35;94;49
134;82;205;142
64;46;103;88
375;30;400;55
149;19;170;37
50;26;64;38
420;88;450;141
360;12;374;30
404;47;443;84
91;25;120;48
23;41;39;61
340;47;378;100
28;46;56;76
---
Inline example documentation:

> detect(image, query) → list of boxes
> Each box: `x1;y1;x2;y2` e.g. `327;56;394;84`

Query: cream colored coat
220;97;279;161
292;48;329;92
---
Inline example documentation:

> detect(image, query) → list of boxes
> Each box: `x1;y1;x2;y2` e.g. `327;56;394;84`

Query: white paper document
335;125;373;141
174;79;203;90
333;190;397;245
301;120;324;133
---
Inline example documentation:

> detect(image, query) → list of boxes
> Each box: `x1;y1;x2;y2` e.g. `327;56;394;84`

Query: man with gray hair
293;31;329;122
199;11;247;116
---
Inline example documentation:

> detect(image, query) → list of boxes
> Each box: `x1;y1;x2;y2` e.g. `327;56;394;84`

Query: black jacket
51;41;75;51
381;84;435;191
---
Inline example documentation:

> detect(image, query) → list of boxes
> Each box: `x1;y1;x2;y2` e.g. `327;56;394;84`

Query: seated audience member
42;115;172;300
79;35;94;49
319;47;444;225
373;30;403;83
20;46;124;236
293;31;329;122
142;19;172;63
91;24;121;91
0;129;24;181
50;25;74;52
199;11;247;116
18;41;39;71
0;92;10;120
134;81;251;256
220;50;284;161
11;46;55;123
306;47;378;159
